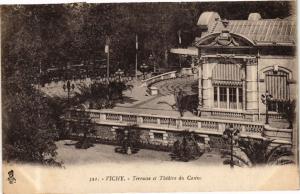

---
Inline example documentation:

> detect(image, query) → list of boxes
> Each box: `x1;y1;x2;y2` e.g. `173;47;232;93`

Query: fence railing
202;109;286;121
66;109;266;136
141;71;177;87
42;76;135;88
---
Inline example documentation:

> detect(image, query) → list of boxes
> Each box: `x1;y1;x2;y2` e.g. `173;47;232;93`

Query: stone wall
94;125;115;141
67;120;293;154
68;123;213;151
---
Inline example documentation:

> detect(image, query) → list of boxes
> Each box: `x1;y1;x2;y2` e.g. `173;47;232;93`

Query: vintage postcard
1;1;299;193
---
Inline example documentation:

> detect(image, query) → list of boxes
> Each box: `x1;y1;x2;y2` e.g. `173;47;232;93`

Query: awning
170;47;198;56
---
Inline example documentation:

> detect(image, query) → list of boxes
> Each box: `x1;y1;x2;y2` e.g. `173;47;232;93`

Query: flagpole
135;53;138;79
177;30;182;68
107;47;110;79
135;34;138;79
105;37;110;79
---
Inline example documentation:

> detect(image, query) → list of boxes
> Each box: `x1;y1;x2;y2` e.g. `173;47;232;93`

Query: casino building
66;11;297;151
192;12;296;124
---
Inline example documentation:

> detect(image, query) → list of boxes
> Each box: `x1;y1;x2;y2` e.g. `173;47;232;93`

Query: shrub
170;130;204;162
223;137;295;167
115;126;141;154
73;118;96;149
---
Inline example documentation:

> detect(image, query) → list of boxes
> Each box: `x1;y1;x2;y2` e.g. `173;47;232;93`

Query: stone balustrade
181;67;195;76
66;109;267;138
141;71;177;87
203;109;286;122
41;76;134;88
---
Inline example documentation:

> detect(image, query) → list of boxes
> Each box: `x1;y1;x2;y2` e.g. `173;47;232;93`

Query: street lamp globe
261;90;273;125
222;124;240;168
140;63;149;79
149;54;156;73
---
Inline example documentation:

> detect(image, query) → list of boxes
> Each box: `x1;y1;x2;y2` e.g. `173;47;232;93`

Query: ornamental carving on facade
208;31;240;47
243;58;257;65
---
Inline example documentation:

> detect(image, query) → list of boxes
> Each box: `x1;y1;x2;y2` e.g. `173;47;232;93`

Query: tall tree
2;74;60;165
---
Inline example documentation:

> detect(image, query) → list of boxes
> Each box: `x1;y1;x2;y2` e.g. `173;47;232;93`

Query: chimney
248;13;262;21
197;12;221;31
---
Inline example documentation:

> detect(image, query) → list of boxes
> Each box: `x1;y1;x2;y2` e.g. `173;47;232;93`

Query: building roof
202;18;296;45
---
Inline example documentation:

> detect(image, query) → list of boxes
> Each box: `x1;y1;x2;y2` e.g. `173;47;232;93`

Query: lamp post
114;68;124;101
63;80;75;105
135;34;138;79
222;124;240;168
63;63;75;105
140;63;148;79
105;37;110;79
261;91;273;125
149;54;155;73
115;68;124;82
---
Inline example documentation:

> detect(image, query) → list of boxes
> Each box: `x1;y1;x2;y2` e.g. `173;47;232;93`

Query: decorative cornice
243;58;257;64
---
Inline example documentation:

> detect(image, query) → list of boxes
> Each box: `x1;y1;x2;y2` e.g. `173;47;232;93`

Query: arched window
265;69;290;112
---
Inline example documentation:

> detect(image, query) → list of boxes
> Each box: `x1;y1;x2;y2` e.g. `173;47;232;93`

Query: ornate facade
194;12;296;123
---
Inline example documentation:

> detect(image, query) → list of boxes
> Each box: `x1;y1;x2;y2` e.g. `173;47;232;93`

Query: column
217;86;220;108
236;87;239;109
245;58;259;115
198;64;202;107
242;80;246;110
202;62;213;109
226;87;229;109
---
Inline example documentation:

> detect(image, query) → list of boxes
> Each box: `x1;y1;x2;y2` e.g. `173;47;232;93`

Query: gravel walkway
56;140;224;166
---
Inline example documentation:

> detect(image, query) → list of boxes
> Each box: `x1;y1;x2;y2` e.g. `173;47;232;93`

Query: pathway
153;76;198;96
111;76;199;117
56;140;223;165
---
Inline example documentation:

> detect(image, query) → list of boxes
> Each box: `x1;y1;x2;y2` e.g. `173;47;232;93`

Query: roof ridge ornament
208;32;239;47
221;19;229;28
206;19;239;47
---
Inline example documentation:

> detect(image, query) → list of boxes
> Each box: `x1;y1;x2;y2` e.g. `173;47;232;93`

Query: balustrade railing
182;119;198;128
122;115;137;124
66;109;266;136
211;110;244;118
142;71;177;86
201;121;219;131
42;76;134;88
160;118;177;126
106;113;121;121
209;109;285;121
143;116;158;124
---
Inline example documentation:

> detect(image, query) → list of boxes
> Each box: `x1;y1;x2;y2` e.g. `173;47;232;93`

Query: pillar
202;62;213;109
245;58;259;118
198;65;202;108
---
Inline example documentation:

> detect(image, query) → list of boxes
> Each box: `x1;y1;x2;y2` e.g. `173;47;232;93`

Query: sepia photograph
1;1;299;193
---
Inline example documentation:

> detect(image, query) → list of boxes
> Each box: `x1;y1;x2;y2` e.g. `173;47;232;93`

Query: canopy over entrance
170;47;198;56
